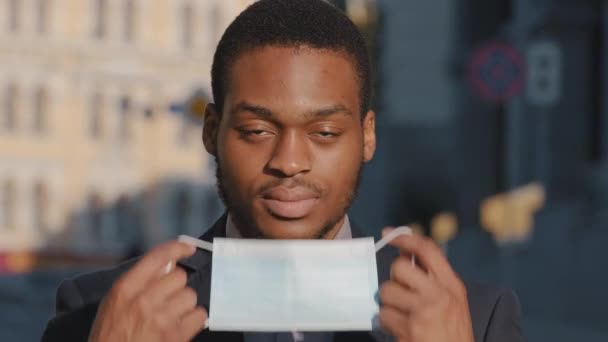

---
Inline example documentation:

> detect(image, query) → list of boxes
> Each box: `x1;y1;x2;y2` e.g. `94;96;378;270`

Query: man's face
204;46;376;239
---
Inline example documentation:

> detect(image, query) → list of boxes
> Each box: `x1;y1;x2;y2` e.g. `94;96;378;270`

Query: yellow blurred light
431;212;458;243
480;182;545;244
346;0;369;25
188;96;207;119
6;251;36;273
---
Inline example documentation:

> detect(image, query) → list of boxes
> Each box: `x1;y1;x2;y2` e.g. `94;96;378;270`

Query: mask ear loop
178;235;214;252
374;226;415;265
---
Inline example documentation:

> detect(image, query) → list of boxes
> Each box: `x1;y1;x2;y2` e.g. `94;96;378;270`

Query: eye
237;126;276;142
310;128;342;142
315;131;338;138
246;129;271;136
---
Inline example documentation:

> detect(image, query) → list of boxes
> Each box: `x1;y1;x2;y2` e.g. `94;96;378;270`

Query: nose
266;129;311;177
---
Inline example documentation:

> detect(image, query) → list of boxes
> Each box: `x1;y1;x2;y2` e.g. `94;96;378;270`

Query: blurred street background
0;0;607;341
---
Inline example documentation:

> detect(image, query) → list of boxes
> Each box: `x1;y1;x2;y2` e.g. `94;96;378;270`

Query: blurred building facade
0;0;255;263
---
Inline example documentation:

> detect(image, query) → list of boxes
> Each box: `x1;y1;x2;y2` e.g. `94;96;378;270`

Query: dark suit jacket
42;216;525;341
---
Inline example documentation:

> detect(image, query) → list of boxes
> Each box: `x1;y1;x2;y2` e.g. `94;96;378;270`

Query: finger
386;231;457;285
164;287;198;321
162;260;174;276
121;241;196;293
140;267;189;309
381;227;396;237
390;255;432;294
379;306;411;340
379;281;421;314
178;307;208;341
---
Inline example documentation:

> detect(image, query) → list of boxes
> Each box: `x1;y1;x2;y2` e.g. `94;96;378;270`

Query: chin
256;214;324;240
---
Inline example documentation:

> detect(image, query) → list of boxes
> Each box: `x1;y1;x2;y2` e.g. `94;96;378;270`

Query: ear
203;103;220;156
362;110;376;163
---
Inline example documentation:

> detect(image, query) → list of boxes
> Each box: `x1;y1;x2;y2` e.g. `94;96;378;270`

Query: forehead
224;46;361;115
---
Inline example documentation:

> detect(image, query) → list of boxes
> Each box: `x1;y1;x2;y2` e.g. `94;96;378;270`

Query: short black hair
211;0;372;117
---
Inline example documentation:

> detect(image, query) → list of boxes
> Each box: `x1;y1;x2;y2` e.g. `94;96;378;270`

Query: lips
260;186;319;219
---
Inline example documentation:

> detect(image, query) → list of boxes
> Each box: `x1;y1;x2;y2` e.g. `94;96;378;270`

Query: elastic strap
178;235;214;252
374;226;412;252
179;225;413;254
374;226;415;266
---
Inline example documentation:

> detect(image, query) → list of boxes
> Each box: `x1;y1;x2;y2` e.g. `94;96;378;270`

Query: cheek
219;135;268;195
315;140;362;197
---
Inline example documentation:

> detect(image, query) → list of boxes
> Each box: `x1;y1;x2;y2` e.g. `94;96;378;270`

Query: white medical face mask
178;227;411;332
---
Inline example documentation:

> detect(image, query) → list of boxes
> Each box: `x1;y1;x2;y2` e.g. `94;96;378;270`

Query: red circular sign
469;41;526;102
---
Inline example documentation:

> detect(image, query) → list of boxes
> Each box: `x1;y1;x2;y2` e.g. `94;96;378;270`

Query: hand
88;241;207;342
378;228;474;342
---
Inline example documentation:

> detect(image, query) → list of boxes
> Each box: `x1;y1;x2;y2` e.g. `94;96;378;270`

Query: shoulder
466;282;525;342
56;257;140;313
41;258;139;342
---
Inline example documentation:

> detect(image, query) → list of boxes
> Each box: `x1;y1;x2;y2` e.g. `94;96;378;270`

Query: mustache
258;178;324;197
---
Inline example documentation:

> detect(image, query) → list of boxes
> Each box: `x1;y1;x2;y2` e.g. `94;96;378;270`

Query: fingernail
381;227;394;237
163;261;174;275
204;319;209;330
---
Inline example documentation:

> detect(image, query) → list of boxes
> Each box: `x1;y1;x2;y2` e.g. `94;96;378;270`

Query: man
42;0;524;341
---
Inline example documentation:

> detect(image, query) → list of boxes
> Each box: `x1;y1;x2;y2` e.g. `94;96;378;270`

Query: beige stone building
0;0;254;261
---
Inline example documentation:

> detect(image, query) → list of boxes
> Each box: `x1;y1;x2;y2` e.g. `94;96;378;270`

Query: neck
321;216;346;240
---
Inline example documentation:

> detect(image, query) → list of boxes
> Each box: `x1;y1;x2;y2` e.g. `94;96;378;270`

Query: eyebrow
304;104;353;118
229;101;353;119
230;102;273;118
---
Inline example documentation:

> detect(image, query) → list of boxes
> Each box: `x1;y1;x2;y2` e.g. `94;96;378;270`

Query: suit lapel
178;214;227;309
178;215;244;342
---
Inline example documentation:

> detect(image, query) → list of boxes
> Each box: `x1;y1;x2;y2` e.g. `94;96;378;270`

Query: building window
33;87;48;133
181;3;193;49
4;83;18;131
36;0;50;34
7;0;20;32
1;179;16;230
118;96;132;140
33;182;48;232
90;92;103;138
124;0;135;42
88;192;103;240
93;0;107;38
